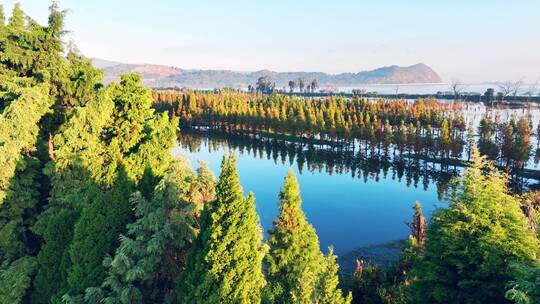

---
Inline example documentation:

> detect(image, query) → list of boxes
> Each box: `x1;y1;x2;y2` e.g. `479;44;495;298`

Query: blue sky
3;0;540;82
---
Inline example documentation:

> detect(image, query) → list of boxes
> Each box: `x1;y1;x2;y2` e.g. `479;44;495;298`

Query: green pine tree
0;33;52;302
178;154;264;303
84;158;215;304
409;149;540;303
505;261;540;304
0;4;181;304
265;170;324;303
33;73;177;302
31;92;115;304
31;208;78;304
0;255;37;303
319;247;352;304
66;167;133;296
0;84;51;205
264;170;350;303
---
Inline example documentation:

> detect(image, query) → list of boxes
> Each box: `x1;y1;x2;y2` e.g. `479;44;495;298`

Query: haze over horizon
3;0;540;83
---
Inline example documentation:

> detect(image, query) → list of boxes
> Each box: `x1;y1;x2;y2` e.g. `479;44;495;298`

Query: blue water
173;137;445;255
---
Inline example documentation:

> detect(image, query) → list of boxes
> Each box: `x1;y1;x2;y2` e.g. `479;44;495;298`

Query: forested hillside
0;4;350;303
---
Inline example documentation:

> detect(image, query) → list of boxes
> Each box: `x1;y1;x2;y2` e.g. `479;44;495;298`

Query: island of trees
1;3;539;304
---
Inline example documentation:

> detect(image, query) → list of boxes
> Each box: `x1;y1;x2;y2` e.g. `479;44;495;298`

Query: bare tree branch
450;79;467;100
497;79;524;100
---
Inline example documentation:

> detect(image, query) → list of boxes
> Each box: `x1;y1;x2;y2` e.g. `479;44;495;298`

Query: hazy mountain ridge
93;59;442;88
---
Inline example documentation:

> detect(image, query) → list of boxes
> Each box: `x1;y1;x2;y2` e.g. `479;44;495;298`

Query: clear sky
3;0;540;83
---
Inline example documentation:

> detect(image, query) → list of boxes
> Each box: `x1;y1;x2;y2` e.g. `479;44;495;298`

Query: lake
172;100;540;272
173;131;447;258
330;83;538;95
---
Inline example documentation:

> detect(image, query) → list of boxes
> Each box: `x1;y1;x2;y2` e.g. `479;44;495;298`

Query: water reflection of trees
156;91;540;184
178;130;456;200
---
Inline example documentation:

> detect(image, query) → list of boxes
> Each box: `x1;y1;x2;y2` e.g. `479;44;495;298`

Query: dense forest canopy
0;3;539;304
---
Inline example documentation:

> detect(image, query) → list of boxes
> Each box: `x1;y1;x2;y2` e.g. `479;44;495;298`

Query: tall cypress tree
31;91;115;304
0;84;51;261
0;4;92;301
0;84;50;205
264;170;350;303
8;3;23;27
178;154;264;303
0;3;173;303
265;170;324;303
65;75;176;300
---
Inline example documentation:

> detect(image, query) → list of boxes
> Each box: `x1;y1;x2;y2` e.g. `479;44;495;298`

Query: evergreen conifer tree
31;91;115;304
265;170;350;304
318;247;352;304
265;170;324;303
0;13;53;297
33;74;177;302
84;159;215;304
178;154;264;304
31;208;78;304
505;261;540;304
409;149;540;303
66;167;133;296
0;84;50;204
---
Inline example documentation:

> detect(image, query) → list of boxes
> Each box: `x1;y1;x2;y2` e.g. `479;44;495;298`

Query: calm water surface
334;83;539;95
172;102;540;257
173;134;445;256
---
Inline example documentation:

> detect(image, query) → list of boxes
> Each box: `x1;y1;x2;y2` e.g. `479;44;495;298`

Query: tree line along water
154;90;540;187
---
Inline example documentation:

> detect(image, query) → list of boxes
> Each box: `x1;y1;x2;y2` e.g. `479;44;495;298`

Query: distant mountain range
91;58;442;89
